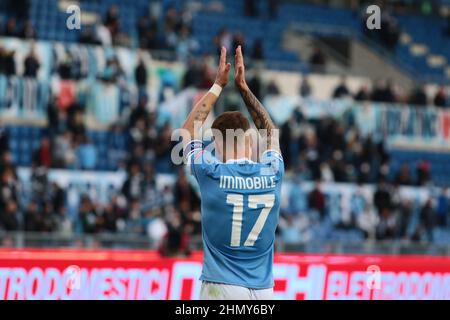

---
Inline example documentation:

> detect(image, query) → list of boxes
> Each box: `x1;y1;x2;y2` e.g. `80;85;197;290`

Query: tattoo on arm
182;92;218;141
240;88;280;153
194;103;210;123
240;88;276;133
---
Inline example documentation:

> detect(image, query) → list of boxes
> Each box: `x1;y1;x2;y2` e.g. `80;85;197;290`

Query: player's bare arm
182;46;231;143
234;46;280;154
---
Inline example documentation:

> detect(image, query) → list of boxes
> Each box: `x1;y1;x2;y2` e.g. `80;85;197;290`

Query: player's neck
223;150;251;162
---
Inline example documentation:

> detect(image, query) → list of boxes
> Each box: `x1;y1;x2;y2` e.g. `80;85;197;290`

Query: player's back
186;141;284;289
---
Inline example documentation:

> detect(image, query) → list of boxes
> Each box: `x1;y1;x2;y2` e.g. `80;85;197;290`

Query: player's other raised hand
234;45;249;91
215;46;231;87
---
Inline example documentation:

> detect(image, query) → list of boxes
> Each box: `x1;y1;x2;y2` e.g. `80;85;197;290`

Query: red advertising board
0;249;449;300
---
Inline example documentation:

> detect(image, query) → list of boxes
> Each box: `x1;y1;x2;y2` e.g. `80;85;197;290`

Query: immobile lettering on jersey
219;175;276;190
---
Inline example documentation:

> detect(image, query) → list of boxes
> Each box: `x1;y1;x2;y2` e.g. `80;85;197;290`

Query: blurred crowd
0;113;200;256
1;1;450;252
297;76;450;108
278;180;449;244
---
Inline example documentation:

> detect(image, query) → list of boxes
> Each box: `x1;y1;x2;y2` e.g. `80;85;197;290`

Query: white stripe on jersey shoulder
225;157;256;164
262;149;283;159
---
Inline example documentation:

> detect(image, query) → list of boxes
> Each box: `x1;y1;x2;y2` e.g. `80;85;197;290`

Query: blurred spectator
68;108;86;137
182;58;204;89
75;136;98;170
176;25;199;60
163;6;179;51
19;20;37;39
137;15;159;49
23;46;40;78
155;122;175;173
79;195;101;233
57;54;73;79
214;28;233;53
371;79;397;103
376;208;397;240
53;131;76;168
129;97;150;129
354;85;370;101
50;182;66;215
299;77;312;97
416;160;431;186
135;56;148;88
333;77;351;98
159;211;190;256
0;167;18;210
395;164;412;186
433;86;448;107
419;199;436;242
0;48;16;76
103;5;130;46
33;137;52;168
373;179;392;215
29;163;48;203
79;26;101;45
164;6;179;34
232;33;246;53
3;18;18;37
251;39;264;61
122;162;144;201
101;56;125;83
309;48;326;72
0;200;19;231
380;12;400;51
396;200;413;239
126;199;144;234
104;5;120;28
409;86;428;106
266;80;280;95
174;169;199;213
281;113;300;169
365;9;400;51
248;72;263;100
40;202;59;232
24;201;41;231
0;130;9;158
308;181;326;219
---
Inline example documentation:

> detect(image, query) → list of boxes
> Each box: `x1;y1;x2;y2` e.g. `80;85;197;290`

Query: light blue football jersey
185;140;284;289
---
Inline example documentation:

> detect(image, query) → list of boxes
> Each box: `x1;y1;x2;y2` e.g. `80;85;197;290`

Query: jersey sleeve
260;149;285;178
184;140;220;181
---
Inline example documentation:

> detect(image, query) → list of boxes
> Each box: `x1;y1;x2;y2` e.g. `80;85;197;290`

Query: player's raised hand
215;46;231;87
234;45;248;91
